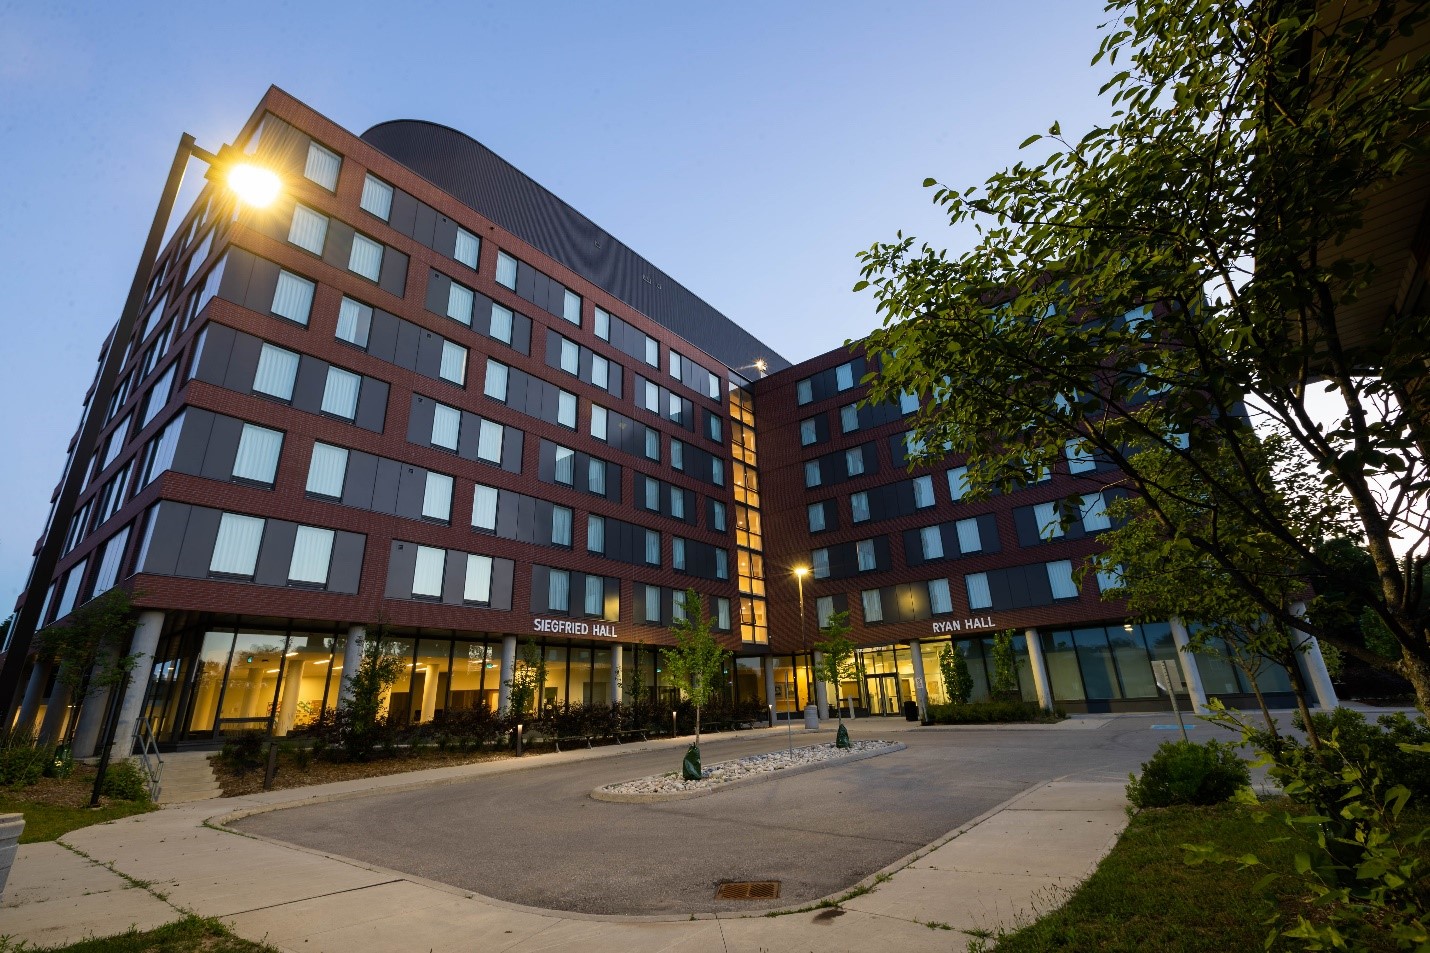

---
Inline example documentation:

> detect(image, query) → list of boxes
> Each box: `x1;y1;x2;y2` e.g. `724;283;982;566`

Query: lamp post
794;566;818;729
0;133;282;725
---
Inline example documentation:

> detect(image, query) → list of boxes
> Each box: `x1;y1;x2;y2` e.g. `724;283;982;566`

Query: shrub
0;737;51;788
1127;739;1250;808
1293;708;1430;807
217;731;267;776
924;700;1065;724
101;759;150;802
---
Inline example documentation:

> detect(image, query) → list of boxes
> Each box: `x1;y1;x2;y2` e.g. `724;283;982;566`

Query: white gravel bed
593;740;902;802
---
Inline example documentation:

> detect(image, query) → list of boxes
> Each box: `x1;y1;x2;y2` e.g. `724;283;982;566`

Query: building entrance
865;673;904;715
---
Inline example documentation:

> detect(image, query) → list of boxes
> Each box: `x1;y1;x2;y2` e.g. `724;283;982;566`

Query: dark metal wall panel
378;246;408;298
385;540;417;599
355;378;388;433
138;501;190;576
291;356;328;415
199;414;243;481
253;519;297;586
328;531;366;594
172;408;215;477
490;557;514;611
174;505;222;579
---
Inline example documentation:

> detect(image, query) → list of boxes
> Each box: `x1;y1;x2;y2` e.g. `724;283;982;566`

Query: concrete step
153;752;222;805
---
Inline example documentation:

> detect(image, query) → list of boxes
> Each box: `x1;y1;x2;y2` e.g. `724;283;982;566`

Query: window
643;428;659;461
349;234;383;281
672;537;686;571
484;359;509;401
496;251;517;289
804;461;822;488
955;518;982;553
1080;493;1111;531
557;390;577;428
644;585;661;623
360;174;394;220
336;297;372;348
99;417;128;471
707;415;721;442
796;379;813;405
55;561;86;620
91;527;130;596
422;472;453;522
306;443;347;498
412;545;445;598
670;439;685;470
587;458;605;494
671;491;685;520
966;572;992;610
840;404;859;433
562;289;581;325
472;485;498;531
454;228;480;269
850;491;870;523
668;350;682;379
554;446;575;485
1096;565;1123;595
559;338;579;375
465;554;493;603
551;506;572;546
591;354;610;389
1047;560;1079;599
447;282;475;325
948;466;970;500
928;578;953;614
812;548;830;579
644;530;660;566
583;576;604;616
590;405;608;440
913;475;935;508
862;589;883;623
643;478;660;511
643;337;658;367
477;420;504;463
845;448;865;477
440;341;467;385
807;503;826;533
710;501;726;532
304;142;341;190
288;204;328;254
321;367;361;419
904;431;926;457
210;513;264;577
640;379;659;412
271;270;315;325
595;307;610;340
1034;501;1064;540
919;526;943;560
288;526;334;585
490;304;514;344
711;459;724;485
816;596;834;628
857;539;877;571
716;597;731;630
715;549;729;580
835;362;855;390
431;403;461;451
587;514;605;553
233;423;282;484
141;364;176;428
899;391;920;414
800;419;818;446
253;344;299;401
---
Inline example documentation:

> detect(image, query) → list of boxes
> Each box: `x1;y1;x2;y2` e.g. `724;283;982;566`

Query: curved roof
360;119;789;373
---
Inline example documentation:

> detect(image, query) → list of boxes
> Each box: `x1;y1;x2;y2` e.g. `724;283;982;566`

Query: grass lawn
0;915;279;952
0;766;154;843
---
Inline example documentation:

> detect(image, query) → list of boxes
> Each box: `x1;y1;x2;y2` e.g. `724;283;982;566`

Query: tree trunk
1236;659;1279;750
695;705;701;748
1399;649;1430;718
1281;653;1321;752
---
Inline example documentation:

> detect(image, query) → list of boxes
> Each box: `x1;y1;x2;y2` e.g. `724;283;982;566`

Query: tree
990;631;1020;699
505;639;547;719
939;643;974;706
342;627;407;761
855;0;1430;711
37;589;139;737
662;589;730;756
813;610;857;725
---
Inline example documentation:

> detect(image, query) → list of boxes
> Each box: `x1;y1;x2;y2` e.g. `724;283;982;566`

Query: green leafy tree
990;631;1019;699
37;589;139;737
505;639;547;719
814;611;857;724
854;1;1430;711
939;643;974;706
662;589;730;750
342;627;406;760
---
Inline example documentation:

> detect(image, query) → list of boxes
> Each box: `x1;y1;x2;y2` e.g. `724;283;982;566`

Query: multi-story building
2;87;1337;756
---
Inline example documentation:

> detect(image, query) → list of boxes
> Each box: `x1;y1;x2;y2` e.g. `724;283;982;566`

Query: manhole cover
716;881;781;900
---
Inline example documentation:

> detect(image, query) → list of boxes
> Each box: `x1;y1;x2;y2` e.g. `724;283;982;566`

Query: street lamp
793;566;816;726
0;132;284;724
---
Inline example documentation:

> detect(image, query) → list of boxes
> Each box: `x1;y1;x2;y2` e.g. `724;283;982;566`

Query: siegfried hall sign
533;618;618;638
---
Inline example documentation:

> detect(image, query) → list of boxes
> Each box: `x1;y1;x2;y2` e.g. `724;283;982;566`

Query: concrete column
70;673;113;759
37;663;73;744
1290;602;1339;710
276;659;304;735
338;625;366;706
13;660;51;736
498;635;517;714
1168;616;1210;712
907;640;930;719
762;656;777;720
812;651;829;719
610;645;623;704
107;610;164;762
1024;628;1054;711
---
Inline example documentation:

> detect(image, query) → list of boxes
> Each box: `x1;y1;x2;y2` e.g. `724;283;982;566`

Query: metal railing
135;715;164;802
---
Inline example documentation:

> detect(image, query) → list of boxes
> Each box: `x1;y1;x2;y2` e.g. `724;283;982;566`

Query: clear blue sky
0;0;1118;611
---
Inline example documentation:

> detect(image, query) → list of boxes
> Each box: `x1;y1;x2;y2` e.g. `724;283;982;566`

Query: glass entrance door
866;673;902;715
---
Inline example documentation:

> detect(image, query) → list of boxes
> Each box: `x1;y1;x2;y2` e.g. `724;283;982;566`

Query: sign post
1152;660;1189;741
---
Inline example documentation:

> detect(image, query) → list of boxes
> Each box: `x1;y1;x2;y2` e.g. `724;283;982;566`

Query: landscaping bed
924;700;1067;724
211;746;515;797
0;764;154;843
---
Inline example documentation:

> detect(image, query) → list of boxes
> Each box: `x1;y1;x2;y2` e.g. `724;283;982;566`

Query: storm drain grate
716;881;781;900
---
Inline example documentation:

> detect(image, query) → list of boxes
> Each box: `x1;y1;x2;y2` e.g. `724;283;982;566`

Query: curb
590;741;906;803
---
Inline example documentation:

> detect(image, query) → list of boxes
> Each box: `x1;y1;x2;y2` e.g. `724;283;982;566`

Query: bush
1293;708;1430;807
1127;740;1250;808
101;759;150;802
0;738;51;788
217;731;267;776
924;700;1066;724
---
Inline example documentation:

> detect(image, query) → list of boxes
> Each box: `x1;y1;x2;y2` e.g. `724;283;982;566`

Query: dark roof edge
360;119;790;374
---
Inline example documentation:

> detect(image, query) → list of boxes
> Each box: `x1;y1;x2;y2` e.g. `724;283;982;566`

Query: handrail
134;715;164;802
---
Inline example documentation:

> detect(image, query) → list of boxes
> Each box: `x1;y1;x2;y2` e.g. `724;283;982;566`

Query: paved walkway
1;717;1129;951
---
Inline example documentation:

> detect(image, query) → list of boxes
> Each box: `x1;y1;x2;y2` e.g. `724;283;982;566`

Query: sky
0;0;1120;611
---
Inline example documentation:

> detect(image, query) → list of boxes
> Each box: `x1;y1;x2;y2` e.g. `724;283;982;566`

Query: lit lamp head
201;143;282;208
793;566;809;579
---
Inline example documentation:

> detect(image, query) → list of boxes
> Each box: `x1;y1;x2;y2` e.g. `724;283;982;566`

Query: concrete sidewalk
0;725;1127;951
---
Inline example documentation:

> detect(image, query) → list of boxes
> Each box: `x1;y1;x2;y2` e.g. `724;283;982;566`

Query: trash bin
903;700;919;721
